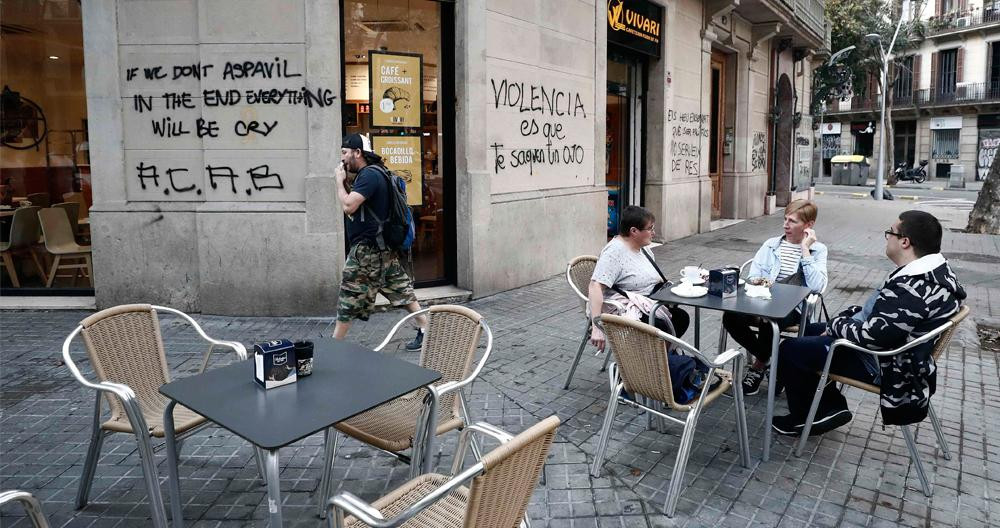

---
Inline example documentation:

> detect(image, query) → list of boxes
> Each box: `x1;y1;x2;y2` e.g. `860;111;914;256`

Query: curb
815;191;922;201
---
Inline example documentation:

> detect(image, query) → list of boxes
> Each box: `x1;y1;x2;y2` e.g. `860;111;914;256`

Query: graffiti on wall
978;132;1000;181
668;110;708;176
488;78;588;176
123;58;336;201
751;132;767;171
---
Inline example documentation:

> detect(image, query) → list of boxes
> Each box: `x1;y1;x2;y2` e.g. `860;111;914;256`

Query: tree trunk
967;151;1000;233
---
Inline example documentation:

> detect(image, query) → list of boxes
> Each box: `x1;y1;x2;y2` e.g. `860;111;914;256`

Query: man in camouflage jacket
772;210;965;436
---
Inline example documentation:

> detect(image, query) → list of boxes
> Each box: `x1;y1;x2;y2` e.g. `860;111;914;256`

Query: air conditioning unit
955;16;971;27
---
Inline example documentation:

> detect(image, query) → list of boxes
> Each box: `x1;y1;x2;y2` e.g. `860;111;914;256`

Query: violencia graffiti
124;58;335;200
668;110;708;176
489;78;588;175
978;134;1000;181
751;132;767;171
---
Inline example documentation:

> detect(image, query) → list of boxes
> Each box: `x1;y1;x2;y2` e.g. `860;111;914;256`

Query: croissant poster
372;135;423;206
369;51;422;128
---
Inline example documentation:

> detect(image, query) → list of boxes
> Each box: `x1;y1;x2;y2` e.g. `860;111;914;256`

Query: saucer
671;284;708;298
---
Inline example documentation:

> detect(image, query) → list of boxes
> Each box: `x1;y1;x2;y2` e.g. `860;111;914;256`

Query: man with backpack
333;133;426;349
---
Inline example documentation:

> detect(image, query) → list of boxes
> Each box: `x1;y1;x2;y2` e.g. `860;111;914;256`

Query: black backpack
364;165;414;251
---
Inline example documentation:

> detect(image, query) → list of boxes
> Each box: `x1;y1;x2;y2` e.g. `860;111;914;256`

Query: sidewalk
2;195;998;527
814;176;984;193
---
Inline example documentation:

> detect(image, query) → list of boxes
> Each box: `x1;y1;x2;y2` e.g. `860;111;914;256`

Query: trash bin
830;155;869;185
949;165;966;189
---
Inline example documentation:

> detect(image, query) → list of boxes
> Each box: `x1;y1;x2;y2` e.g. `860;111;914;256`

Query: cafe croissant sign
607;0;663;58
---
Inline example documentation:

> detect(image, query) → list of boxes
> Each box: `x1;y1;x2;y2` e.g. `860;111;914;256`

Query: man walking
773;210;965;436
333;133;426;348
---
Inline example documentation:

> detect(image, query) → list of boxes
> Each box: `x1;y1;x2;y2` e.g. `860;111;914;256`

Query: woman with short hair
722;199;828;396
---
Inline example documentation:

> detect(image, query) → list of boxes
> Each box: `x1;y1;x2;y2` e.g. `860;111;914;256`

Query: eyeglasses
640;225;656;232
884;230;906;240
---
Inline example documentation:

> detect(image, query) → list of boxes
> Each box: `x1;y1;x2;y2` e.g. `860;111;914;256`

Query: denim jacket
747;236;828;293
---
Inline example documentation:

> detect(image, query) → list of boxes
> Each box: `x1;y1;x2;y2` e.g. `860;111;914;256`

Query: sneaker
771;414;805;436
808;408;853;436
405;329;424;351
741;366;767;396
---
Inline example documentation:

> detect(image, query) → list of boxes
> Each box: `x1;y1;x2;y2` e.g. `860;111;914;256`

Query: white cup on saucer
680;266;704;282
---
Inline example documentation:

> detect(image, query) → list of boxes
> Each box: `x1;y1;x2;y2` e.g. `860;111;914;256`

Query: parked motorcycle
893;159;928;183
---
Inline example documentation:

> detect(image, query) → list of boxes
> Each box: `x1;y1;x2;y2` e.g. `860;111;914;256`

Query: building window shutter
957;48;964;84
936;0;942;16
913;54;922;92
930;52;939;94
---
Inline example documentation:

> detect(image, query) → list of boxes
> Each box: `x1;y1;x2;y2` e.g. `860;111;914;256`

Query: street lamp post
867;12;906;200
818;45;855;180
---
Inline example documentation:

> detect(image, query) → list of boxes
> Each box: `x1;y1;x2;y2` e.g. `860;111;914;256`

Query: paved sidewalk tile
2;196;998;527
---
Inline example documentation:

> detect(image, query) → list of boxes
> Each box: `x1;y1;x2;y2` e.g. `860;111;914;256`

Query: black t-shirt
345;164;390;246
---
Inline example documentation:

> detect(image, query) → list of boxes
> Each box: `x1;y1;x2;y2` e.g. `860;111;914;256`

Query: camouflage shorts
337;242;417;322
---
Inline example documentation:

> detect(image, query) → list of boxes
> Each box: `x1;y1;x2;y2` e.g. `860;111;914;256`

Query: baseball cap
341;133;380;159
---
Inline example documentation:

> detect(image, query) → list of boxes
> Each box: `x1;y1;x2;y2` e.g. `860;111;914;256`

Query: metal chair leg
927;403;951;460
901;425;933;497
590;381;622;478
664;409;702;517
458;391;483;461
253;447;267;484
76;393;106;509
317;427;340;519
134;432;169;528
564;323;591;389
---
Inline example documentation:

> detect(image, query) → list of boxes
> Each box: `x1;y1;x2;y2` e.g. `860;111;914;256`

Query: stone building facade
0;0;828;313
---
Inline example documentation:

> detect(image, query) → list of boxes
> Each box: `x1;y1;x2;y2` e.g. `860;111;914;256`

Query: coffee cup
681;266;704;281
293;340;314;377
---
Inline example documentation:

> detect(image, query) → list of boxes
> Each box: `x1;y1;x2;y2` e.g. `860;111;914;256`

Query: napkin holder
708;267;739;298
254;339;297;389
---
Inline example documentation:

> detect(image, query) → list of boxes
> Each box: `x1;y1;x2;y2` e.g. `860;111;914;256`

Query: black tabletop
650;282;813;320
159;338;441;450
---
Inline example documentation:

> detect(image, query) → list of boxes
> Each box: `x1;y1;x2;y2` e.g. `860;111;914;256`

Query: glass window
342;0;448;285
932;129;960;159
1;0;90;290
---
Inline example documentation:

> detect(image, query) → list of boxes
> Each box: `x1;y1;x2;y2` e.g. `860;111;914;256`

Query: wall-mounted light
48;56;59;60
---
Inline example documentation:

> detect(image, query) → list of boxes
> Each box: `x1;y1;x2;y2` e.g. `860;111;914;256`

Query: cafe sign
607;0;663;58
369;51;422;128
372;135;423;206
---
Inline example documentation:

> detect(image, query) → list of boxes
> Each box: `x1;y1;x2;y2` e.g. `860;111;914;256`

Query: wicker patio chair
0;490;51;528
318;305;494;517
38;207;92;287
725;258;828;340
327;415;559;528
563;255;626;389
1;206;46;287
62;304;247;528
794;305;971;496
590;314;750;517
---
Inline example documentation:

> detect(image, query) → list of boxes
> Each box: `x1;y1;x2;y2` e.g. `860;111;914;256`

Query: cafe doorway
341;0;456;287
606;51;646;238
708;51;727;220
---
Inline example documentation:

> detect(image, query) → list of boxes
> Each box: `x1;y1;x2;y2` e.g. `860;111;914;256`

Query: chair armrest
829;320;954;359
712;348;744;368
327;464;483;528
0;490;50;528
154;306;247;360
62;326;153;436
449;421;515;475
372;309;431;352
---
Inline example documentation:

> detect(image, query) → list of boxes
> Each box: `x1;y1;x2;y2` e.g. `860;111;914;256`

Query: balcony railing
794;0;827;43
926;7;1000;36
833;81;1000;112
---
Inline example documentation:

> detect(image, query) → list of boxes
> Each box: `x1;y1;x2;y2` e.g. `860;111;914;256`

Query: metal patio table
159;338;441;528
650;282;812;461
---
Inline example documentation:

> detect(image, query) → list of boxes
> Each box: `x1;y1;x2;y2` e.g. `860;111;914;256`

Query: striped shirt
776;239;802;281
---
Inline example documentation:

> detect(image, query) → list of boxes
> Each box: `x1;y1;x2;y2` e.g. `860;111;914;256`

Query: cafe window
1;0;91;291
932;129;960;159
342;0;454;287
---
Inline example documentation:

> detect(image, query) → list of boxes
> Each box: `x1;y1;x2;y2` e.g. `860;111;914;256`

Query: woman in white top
722;199;829;396
588;206;689;352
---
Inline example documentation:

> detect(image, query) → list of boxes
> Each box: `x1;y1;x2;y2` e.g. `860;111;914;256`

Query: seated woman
587;205;689;347
722;199;828;396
